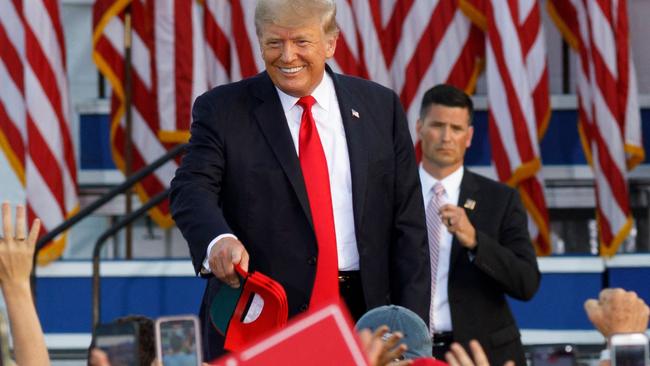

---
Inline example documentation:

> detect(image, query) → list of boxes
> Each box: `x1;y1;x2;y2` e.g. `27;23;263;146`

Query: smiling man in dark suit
169;0;430;360
416;84;540;365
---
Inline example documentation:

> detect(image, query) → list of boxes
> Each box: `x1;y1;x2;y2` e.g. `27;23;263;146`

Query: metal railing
91;189;169;327
31;143;186;315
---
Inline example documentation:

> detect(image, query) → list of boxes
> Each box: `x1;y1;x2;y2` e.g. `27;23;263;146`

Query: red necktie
297;96;339;310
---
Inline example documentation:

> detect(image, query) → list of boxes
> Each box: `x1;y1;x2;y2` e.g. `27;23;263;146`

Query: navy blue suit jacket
170;66;430;360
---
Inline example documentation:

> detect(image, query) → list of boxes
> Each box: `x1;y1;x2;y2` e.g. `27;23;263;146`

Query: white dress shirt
204;73;360;271
419;165;464;332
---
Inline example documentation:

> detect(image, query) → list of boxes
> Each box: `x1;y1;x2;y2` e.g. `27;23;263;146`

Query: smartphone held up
93;321;141;366
610;333;649;366
155;315;202;366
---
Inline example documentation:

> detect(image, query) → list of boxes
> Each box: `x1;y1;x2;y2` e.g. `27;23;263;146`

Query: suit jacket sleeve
169;92;232;275
472;188;540;301
388;91;431;321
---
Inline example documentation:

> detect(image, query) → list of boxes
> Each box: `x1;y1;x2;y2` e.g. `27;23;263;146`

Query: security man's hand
439;204;476;250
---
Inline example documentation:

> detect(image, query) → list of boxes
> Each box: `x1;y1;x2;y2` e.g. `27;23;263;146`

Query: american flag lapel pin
463;199;476;210
351;109;360;119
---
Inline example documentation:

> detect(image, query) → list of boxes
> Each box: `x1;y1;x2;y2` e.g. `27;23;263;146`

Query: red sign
209;303;369;366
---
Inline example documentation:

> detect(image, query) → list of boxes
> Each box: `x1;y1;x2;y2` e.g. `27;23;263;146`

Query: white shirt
419;165;464;332
204;73;360;271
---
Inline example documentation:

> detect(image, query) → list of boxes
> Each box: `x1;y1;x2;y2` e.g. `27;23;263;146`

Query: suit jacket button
300;304;309;312
307;256;317;265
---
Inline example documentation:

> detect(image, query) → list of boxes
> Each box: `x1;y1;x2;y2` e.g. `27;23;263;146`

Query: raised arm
0;202;49;366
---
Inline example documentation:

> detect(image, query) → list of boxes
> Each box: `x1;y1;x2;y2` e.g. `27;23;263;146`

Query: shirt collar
419;165;464;195
276;73;333;114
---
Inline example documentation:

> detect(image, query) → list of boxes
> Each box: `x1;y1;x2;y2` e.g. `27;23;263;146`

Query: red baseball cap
209;265;288;351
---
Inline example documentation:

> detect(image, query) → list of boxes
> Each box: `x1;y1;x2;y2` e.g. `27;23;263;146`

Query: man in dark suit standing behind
170;0;430;360
416;84;540;365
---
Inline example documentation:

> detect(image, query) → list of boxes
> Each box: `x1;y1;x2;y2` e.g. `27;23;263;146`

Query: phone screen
613;344;648;366
159;319;199;366
94;322;139;366
530;345;576;366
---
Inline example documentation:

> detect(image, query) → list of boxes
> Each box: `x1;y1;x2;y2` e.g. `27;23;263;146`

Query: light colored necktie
297;96;339;310
427;182;445;334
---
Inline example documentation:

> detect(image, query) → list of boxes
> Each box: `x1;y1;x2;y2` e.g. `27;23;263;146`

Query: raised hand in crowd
584;288;650;338
0;202;48;366
358;326;412;366
445;340;515;366
0;202;40;285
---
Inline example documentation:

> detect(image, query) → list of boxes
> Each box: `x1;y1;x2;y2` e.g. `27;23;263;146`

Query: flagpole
123;7;134;259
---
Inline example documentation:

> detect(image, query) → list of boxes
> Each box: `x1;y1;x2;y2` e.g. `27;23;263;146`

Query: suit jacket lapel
329;67;369;230
250;72;313;226
450;169;479;269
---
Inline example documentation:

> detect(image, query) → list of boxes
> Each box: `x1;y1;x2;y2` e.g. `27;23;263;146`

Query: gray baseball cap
355;305;433;359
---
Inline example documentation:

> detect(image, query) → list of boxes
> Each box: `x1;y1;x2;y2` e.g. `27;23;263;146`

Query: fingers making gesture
0;202;41;284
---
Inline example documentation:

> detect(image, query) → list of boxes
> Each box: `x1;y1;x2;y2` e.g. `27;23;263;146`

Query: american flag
459;0;551;255
547;0;644;255
92;0;207;228
0;0;78;264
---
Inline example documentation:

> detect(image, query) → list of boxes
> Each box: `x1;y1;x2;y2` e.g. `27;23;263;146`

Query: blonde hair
255;0;339;36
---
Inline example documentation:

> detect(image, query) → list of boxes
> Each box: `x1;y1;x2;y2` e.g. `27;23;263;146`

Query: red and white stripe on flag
93;0;207;228
460;0;551;255
203;0;263;86
156;1;208;144
0;0;79;264
377;0;485;160
548;0;644;256
346;0;483;135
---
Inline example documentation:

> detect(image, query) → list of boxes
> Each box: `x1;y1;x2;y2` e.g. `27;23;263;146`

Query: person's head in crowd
356;305;433;360
416;84;474;179
255;0;339;97
88;315;155;366
584;288;649;338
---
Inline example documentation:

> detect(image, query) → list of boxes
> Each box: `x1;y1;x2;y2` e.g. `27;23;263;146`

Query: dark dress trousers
169;66;430;360
448;170;540;366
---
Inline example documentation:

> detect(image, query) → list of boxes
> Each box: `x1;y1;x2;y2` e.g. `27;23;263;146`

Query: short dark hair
419;84;474;124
